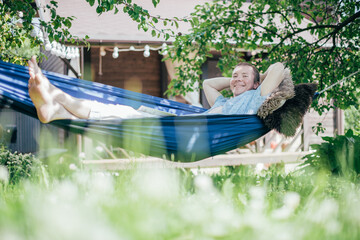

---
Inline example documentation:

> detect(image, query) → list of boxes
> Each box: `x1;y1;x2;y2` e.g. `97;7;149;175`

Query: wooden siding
90;47;162;97
39;50;67;74
303;108;338;149
0;109;39;153
1;51;70;154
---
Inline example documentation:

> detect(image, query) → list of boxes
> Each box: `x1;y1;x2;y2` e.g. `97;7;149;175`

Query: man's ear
254;82;260;89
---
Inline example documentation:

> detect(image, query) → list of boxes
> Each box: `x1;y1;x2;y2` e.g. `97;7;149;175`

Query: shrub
0;146;41;184
301;130;360;176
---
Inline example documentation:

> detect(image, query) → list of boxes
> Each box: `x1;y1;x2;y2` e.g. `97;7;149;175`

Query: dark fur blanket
258;82;318;137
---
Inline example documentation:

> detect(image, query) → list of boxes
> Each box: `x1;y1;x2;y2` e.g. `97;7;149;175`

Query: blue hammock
0;60;269;162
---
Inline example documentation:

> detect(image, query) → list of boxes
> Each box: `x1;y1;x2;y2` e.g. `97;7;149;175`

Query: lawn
1;131;360;240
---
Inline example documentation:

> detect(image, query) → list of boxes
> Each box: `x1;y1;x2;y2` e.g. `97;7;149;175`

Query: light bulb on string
50;41;57;55
44;38;51;51
143;50;150;57
70;47;76;59
55;43;62;57
100;47;106;56
75;48;80;58
143;45;150;57
38;30;44;43
129;46;135;51
161;42;168;56
60;45;66;58
65;47;72;59
112;46;119;59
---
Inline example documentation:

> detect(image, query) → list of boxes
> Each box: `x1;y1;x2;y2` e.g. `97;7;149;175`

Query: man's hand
260;62;285;96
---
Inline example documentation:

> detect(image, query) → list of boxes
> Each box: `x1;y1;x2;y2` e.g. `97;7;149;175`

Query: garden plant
1;131;360;239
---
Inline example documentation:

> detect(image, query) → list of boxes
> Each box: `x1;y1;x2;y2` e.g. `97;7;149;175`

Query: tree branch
267;11;360;55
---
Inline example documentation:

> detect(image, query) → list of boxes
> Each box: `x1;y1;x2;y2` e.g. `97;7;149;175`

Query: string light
161;43;168;56
143;45;150;57
112;47;119;58
108;43;170;59
55;43;62;57
30;2;79;60
100;47;106;56
50;41;57;55
44;38;51;51
44;39;79;59
30;19;79;59
60;45;66;58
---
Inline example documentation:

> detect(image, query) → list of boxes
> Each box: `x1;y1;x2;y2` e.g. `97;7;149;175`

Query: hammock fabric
0;60;269;162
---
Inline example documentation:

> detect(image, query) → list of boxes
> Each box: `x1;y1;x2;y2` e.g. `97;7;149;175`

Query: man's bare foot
28;56;75;123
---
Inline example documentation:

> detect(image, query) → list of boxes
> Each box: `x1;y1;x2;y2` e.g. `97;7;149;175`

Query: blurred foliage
301;129;360;176
345;105;360;135
0;146;41;184
1;163;360;239
0;0;87;65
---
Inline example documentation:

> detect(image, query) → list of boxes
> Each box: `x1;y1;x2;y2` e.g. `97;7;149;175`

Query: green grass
1;162;360;240
1;131;360;239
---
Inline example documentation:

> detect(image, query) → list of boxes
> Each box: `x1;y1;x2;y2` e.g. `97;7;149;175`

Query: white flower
249;186;266;210
69;164;78;171
78;152;86;159
272;192;301;220
134;169;180;201
0;165;9;184
95;146;104;152
255;163;265;174
284;192;300;210
194;174;214;192
91;173;114;196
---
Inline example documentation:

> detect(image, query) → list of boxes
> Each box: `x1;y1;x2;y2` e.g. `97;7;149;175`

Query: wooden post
303;113;310;151
335;107;344;135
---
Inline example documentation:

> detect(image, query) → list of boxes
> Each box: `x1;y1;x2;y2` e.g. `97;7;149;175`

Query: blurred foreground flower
272;192;300;219
0;165;9;184
194;174;214;193
133;169;180;201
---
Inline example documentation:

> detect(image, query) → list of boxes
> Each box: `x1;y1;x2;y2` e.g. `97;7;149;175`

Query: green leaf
88;0;95;7
152;0;159;7
64;19;72;28
345;129;354;137
151;30;156;37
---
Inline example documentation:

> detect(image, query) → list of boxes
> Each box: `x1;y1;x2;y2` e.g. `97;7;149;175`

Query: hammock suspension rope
317;70;360;95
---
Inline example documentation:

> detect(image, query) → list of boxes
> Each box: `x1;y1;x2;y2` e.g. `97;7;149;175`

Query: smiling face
230;65;260;96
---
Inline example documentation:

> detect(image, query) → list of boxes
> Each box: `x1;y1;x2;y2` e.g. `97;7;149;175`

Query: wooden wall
90;47;162;97
303;108;344;149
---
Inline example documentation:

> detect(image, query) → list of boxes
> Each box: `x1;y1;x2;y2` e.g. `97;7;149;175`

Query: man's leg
28;56;92;122
28;56;143;122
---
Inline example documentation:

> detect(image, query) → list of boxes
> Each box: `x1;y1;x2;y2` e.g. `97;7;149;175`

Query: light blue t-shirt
204;86;269;115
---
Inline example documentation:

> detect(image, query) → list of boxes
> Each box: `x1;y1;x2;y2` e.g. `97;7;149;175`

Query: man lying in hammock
203;62;285;115
28;56;284;123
